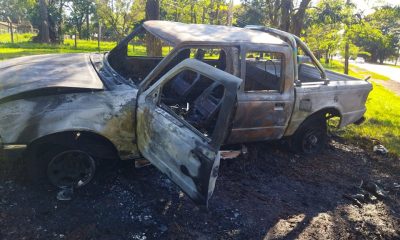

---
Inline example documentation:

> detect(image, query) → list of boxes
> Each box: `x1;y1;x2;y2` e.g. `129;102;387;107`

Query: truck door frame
227;43;295;144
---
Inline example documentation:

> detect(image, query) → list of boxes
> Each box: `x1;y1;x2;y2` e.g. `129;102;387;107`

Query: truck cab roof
143;20;289;46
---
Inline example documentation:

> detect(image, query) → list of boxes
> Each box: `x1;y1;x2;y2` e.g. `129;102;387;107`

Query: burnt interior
161;69;225;138
108;41;228;85
244;52;283;92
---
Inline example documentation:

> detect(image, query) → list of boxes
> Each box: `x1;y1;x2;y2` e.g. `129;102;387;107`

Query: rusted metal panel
227;43;295;143
284;81;372;136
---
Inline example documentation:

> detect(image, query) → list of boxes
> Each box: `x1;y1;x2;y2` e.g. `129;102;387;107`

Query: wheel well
26;131;120;161
294;107;341;134
306;107;341;122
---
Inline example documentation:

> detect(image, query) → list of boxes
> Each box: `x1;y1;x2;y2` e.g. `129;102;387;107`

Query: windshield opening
107;27;174;84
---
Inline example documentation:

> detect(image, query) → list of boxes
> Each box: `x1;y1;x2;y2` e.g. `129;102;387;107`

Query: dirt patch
0;138;399;239
373;79;400;96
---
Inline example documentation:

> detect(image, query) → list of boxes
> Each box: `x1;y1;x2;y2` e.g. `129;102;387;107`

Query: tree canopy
0;0;399;64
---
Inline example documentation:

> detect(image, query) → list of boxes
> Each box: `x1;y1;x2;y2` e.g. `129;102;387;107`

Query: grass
0;33;118;60
0;33;36;43
321;59;390;81
1;34;399;155
0;33;175;60
333;83;400;156
384;63;400;69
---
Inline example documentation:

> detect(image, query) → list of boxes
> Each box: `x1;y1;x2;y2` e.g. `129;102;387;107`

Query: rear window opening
244;51;284;92
107;26;235;86
107;30;174;83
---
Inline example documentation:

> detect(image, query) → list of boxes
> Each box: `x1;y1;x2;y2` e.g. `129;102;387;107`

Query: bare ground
372;79;400;96
0;137;399;240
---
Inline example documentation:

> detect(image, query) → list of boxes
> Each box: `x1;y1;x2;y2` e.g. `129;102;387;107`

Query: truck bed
299;64;361;83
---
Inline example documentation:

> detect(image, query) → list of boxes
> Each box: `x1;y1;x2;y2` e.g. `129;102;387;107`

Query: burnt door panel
136;59;241;205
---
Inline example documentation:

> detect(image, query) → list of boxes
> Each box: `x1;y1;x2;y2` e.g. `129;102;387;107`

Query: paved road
353;62;400;83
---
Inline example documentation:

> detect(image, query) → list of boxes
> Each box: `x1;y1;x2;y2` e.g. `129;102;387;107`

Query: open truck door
136;59;241;206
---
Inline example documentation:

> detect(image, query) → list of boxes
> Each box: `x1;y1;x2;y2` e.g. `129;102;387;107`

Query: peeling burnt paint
136;59;241;205
0;54;140;160
0;21;373;206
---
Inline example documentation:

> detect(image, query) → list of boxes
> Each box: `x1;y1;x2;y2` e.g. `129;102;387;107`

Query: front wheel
28;145;97;188
47;150;96;188
289;116;327;154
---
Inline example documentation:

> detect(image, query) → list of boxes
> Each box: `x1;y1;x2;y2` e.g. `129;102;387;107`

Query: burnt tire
289;115;327;154
27;145;97;188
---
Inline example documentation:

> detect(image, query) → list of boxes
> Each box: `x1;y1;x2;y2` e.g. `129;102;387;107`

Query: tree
145;0;162;56
236;0;312;36
96;0;143;40
0;0;35;23
39;0;51;42
303;0;344;63
342;0;353;74
290;0;311;36
351;6;400;64
67;0;96;40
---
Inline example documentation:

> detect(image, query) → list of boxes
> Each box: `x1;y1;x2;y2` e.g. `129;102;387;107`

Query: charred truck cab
0;21;372;205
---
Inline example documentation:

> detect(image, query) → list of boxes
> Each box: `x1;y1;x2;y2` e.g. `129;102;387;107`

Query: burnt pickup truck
0;21;372;205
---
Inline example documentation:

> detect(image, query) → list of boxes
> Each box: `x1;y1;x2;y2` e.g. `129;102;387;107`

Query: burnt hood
0;53;104;101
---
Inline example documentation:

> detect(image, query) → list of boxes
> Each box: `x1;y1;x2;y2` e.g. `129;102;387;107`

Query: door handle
274;103;285;111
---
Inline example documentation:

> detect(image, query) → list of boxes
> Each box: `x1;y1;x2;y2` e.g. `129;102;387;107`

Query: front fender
0;88;139;159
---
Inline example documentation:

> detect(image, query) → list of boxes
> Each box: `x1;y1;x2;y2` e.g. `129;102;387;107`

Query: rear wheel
290;116;327;154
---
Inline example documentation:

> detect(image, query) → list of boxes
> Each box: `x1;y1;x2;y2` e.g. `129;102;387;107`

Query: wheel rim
302;129;323;154
47;150;96;188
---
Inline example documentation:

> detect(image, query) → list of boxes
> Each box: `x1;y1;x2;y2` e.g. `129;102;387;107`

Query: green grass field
0;33;118;60
321;60;390;80
0;33;176;60
1;33;399;155
384;63;400;68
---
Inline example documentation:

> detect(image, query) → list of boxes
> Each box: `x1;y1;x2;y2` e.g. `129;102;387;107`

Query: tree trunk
78;24;82;39
146;0;162;57
190;4;194;23
325;50;329;64
279;0;291;32
370;54;378;63
216;3;220;25
39;0;50;43
8;20;14;43
290;0;311;36
343;0;351;74
86;9;90;40
202;7;206;23
209;0;215;24
74;29;77;48
227;0;233;26
270;0;280;28
98;22;101;52
344;41;349;74
58;0;64;43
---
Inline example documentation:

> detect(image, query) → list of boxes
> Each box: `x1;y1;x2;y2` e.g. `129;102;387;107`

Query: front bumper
0;144;27;161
